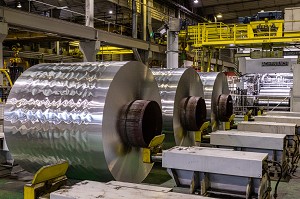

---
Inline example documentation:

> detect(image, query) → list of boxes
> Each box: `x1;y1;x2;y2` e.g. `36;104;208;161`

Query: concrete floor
0;162;300;199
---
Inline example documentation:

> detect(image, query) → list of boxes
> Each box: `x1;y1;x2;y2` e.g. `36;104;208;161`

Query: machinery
162;146;271;199
1;62;281;199
4;61;164;183
151;68;207;147
211;130;288;180
240;73;292;112
238;11;283;24
198;72;233;131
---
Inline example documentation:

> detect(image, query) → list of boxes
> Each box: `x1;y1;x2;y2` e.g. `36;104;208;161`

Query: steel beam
238;121;296;136
0;7;97;40
163;146;267;178
211;130;286;151
255;115;300;126
0;7;166;53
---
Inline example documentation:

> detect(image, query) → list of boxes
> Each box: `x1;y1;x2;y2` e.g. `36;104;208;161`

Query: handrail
187;19;300;47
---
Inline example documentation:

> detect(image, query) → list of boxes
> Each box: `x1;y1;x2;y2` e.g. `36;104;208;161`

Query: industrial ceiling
1;0;300;24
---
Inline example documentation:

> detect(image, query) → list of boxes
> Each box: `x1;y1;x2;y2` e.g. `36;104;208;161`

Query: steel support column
147;0;154;42
167;30;179;68
0;23;8;69
85;0;94;27
79;40;100;62
142;0;147;41
132;0;142;62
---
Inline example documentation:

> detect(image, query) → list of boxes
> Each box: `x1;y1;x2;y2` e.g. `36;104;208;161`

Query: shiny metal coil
151;68;205;147
198;72;231;130
4;61;162;183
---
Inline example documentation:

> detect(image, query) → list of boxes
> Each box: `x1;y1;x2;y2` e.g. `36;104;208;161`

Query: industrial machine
162;146;271;199
238;11;283;24
240;73;292;112
198;72;233;131
1;61;283;199
151;68;207;147
211;130;288;180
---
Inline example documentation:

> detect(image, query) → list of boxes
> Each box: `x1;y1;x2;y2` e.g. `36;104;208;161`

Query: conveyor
162;146;270;199
211;130;288;179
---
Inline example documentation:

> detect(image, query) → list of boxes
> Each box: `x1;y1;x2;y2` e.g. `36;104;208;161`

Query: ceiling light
109;10;113;14
17;2;22;8
194;0;199;3
216;13;223;19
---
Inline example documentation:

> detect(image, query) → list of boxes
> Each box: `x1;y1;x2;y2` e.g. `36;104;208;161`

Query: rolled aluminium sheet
198;72;231;130
151;68;205;147
259;88;291;96
4;61;162;183
257;98;290;107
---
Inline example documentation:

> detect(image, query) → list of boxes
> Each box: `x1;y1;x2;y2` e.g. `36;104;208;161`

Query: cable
267;160;282;199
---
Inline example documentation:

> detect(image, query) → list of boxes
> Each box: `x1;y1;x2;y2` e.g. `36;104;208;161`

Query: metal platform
211;130;288;180
50;181;215;199
237;121;296;136
162;146;270;199
211;130;286;151
255;115;300;127
163;146;267;178
265;111;300;118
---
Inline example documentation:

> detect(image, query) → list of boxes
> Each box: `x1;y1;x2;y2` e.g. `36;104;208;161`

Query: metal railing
187;20;300;47
231;94;291;115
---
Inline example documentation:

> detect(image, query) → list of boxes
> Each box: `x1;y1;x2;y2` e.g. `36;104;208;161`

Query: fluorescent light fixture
17;2;22;8
194;0;199;3
109;10;113;14
216;13;223;18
